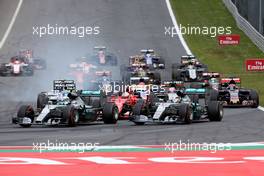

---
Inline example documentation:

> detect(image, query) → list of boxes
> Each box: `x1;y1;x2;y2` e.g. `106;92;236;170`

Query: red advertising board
218;34;240;45
246;59;264;71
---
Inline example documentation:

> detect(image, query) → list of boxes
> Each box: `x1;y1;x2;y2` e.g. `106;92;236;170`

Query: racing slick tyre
25;66;34;76
148;92;159;107
0;64;8;76
132;99;145;125
17;105;35;128
62;106;79;127
208;101;223;121
201;64;208;72
250;90;259;108
102;103;118;124
109;56;118;65
179;104;192;124
172;70;182;81
153;72;161;84
39;59;47;70
172;63;181;70
37;92;48;110
208;89;219;101
159;58;165;69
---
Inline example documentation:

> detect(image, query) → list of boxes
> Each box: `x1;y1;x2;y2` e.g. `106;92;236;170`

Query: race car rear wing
79;90;101;96
220;77;241;87
53;80;76;91
162;81;185;88
95;71;111;76
180;55;198;64
185;88;206;95
202;72;220;78
130;77;150;80
129;55;146;65
140;49;154;54
94;46;106;50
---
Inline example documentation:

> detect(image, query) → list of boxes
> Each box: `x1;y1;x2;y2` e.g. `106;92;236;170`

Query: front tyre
208;101;223;121
17;105;35;128
102;103;118;124
37;92;48;110
62;106;79;127
179;104;192;124
250;90;259;108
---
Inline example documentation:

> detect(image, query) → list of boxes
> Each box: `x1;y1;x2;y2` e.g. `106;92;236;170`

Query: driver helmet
168;87;176;93
228;79;237;90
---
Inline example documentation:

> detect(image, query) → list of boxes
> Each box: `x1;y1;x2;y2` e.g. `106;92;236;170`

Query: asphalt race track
0;0;264;146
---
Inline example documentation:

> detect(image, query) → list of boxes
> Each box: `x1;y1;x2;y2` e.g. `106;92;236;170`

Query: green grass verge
170;0;264;106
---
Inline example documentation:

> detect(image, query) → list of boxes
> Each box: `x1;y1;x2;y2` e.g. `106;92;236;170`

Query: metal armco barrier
223;0;264;52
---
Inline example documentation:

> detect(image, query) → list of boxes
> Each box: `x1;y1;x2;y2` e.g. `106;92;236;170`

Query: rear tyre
132;99;144;115
102;103;118;124
209;89;219;101
62;106;79;127
179;104;192;124
39;59;47;69
26;66;34;76
153;72;161;84
37;92;48;110
172;70;182;81
0;64;8;76
250;90;259;108
132;99;145;125
159;58;165;68
208;101;223;121
172;63;181;70
17;105;35;128
201;64;208;72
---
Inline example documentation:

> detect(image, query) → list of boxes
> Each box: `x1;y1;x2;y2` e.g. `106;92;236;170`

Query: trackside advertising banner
246;59;264;71
218;34;240;45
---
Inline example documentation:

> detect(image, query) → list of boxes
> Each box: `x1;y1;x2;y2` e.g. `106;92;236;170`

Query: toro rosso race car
129;49;165;69
12;80;118;127
130;84;223;125
19;49;47;70
0;56;34;76
211;77;259;108
90;46;118;65
172;55;208;81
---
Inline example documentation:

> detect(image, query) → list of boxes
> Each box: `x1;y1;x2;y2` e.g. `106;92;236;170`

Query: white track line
258;106;264;112
165;0;192;55
0;0;23;49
